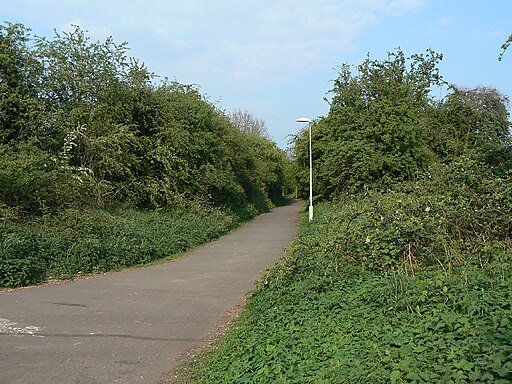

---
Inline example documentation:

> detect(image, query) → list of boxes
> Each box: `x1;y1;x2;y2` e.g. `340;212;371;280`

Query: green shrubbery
307;164;511;273
0;22;288;287
186;49;511;383
0;22;287;216
291;50;510;198
187;200;511;383
0;203;240;287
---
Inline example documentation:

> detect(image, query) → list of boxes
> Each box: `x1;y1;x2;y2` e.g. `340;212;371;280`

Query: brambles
188;200;511;383
0;203;240;287
185;49;511;383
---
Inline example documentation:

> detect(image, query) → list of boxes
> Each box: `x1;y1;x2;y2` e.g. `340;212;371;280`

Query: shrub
0;203;240;288
186;201;512;383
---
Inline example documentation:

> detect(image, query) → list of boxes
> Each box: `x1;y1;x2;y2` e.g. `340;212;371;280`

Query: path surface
0;200;302;384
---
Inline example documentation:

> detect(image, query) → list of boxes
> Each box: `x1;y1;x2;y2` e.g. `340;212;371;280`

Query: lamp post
296;117;313;222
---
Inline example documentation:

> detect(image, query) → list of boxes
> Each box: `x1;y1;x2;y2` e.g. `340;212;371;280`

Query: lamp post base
308;205;314;222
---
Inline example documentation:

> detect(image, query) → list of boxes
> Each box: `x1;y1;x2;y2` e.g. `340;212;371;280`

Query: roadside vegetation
2;19;511;382
185;49;512;382
0;204;242;287
0;22;288;287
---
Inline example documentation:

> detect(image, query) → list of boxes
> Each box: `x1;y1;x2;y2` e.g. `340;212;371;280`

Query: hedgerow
184;48;511;383
0;22;287;215
0;22;288;287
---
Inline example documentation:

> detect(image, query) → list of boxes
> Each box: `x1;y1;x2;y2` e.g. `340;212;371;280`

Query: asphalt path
0;200;301;384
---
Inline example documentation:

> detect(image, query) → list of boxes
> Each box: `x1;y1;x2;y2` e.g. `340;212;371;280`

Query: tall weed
0;203;240;287
187;197;512;383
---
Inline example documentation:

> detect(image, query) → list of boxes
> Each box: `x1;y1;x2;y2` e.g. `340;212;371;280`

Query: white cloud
128;0;424;89
4;0;424;89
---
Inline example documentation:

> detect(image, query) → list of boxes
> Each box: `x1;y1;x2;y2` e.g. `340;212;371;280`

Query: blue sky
2;1;511;148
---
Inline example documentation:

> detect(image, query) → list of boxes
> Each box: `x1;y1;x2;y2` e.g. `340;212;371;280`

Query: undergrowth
185;190;512;383
0;202;242;288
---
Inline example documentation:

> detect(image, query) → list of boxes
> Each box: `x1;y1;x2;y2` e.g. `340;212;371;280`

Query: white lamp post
296;117;313;222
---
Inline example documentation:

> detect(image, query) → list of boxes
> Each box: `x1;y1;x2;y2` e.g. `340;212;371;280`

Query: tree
499;33;512;61
33;25;131;152
437;86;510;155
0;23;44;144
0;21;288;215
229;109;268;137
294;49;444;197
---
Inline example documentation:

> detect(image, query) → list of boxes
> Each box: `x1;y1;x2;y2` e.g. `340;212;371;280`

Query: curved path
0;200;302;384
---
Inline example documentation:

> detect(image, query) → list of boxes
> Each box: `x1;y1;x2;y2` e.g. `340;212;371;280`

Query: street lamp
296;117;313;222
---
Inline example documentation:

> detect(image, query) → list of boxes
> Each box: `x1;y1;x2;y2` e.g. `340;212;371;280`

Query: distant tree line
0;22;287;218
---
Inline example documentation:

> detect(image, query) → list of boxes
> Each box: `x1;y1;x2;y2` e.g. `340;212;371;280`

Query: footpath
0;200;302;384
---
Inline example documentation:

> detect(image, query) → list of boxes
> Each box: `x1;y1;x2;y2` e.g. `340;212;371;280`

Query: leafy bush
0;142;87;214
0;21;290;287
0;228;47;287
186;202;512;383
282;161;509;275
292;50;444;197
0;22;288;215
292;49;510;199
185;46;512;384
0;203;239;287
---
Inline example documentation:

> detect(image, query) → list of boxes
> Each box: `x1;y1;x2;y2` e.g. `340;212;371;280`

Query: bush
1;22;287;215
0;203;240;288
289;157;511;274
0;228;47;287
186;201;512;383
0;142;87;215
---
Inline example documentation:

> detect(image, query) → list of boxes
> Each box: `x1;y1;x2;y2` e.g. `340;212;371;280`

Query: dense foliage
187;202;511;383
0;22;287;287
186;49;512;383
292;50;510;197
0;22;286;216
0;203;242;288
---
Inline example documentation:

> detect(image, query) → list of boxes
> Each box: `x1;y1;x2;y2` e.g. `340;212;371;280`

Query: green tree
295;49;444;197
0;23;44;144
1;21;287;215
33;25;131;152
433;86;510;159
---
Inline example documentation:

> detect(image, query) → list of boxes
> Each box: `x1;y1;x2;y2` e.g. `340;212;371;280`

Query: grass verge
0;202;245;288
182;199;512;383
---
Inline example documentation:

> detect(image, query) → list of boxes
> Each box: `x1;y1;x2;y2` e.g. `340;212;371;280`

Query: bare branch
229;109;268;137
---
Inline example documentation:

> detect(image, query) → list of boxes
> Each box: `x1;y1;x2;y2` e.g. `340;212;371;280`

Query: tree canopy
229;109;269;138
0;22;287;218
292;48;511;198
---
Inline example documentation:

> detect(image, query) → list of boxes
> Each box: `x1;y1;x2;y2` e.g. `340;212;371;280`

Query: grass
181;199;512;383
0;202;244;288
